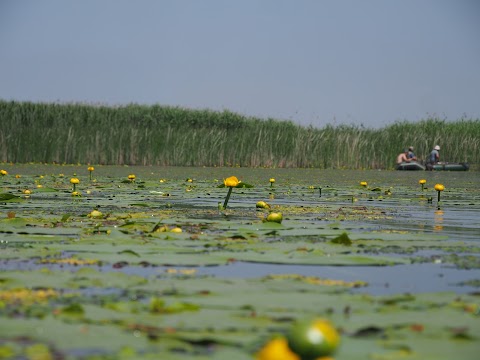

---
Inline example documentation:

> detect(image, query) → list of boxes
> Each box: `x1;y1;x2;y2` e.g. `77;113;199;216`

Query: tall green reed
0;100;478;169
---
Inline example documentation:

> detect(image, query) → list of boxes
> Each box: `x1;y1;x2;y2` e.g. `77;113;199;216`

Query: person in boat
407;146;417;161
426;145;440;170
396;149;411;165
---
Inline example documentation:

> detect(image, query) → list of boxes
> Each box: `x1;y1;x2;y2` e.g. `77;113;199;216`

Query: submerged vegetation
0;100;479;168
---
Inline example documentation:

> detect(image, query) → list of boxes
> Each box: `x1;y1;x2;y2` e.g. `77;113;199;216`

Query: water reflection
434;209;444;232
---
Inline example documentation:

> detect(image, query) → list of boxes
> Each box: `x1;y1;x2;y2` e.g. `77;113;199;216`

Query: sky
1;0;479;128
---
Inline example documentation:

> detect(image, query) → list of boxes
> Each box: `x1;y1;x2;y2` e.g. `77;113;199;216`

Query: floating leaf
117;249;141;257
0;193;21;201
60;214;71;222
331;232;353;246
61;303;85;315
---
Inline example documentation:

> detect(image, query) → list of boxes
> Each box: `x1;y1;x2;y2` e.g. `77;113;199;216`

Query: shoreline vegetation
1;100;479;169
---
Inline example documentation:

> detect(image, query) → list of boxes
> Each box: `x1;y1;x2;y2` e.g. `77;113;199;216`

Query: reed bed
1;100;479;169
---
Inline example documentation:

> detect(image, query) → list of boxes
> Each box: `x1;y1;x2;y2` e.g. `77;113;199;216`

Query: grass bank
1;100;479;169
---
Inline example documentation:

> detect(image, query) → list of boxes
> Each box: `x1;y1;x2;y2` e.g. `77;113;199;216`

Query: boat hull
396;162;470;171
431;163;469;171
396;162;425;171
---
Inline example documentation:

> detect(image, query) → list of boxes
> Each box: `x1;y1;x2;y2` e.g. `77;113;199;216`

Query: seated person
428;145;440;164
396;149;411;164
426;145;440;170
407;146;417;161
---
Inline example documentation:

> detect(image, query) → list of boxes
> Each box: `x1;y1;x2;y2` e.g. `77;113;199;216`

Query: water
2;165;480;295
2;258;478;295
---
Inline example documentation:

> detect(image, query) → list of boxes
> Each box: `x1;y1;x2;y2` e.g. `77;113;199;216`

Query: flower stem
223;187;233;209
437;191;441;203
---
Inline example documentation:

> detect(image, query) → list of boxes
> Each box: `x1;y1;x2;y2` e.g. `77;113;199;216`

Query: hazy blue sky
1;0;479;128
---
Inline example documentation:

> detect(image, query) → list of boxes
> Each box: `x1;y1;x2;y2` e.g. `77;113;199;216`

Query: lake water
3;164;480;295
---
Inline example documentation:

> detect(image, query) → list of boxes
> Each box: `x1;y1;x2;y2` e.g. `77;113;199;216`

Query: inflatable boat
430;162;469;171
396;161;425;170
396;162;469;171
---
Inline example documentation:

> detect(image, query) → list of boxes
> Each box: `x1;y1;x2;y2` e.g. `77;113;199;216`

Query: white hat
434;145;440;150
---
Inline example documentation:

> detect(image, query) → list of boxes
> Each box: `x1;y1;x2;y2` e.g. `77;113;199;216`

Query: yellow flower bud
256;201;270;209
256;337;300;360
266;212;283;223
89;210;103;218
434;184;445;191
224;176;240;187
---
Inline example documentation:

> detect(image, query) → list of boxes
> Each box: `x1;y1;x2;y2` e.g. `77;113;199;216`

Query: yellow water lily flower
224;176;240;187
222;176;241;209
419;179;427;191
266;212;283;224
128;174;136;181
88;210;103;219
70;177;80;191
256;201;270;209
256;337;300;360
0;169;8;176
153;224;169;233
434;183;445;205
88;166;95;180
360;181;367;187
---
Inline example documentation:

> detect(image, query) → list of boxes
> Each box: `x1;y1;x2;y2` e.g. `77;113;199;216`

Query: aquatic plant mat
1;165;479;359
